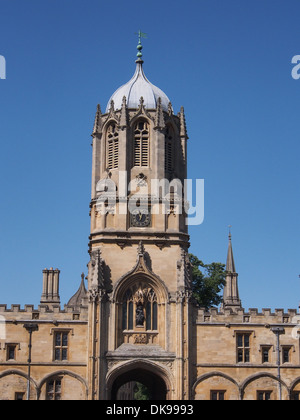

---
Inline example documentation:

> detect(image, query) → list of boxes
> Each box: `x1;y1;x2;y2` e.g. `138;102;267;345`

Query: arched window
146;290;158;331
122;289;133;330
107;123;119;169
165;125;174;174
46;377;62;400
134;120;149;167
122;285;158;331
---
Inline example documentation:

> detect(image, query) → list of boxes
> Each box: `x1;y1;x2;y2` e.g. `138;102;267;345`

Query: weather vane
135;30;147;60
228;225;232;239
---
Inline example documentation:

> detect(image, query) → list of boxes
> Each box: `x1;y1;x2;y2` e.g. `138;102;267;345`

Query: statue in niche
136;303;145;326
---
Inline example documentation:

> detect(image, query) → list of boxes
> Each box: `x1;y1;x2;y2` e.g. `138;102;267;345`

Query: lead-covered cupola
105;36;171;112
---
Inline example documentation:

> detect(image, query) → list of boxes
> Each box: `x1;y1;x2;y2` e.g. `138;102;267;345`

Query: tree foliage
189;254;226;309
133;382;151;400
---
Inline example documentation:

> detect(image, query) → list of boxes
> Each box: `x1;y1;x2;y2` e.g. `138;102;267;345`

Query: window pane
48;381;54;392
219;392;225;401
237;335;243;347
55;333;61;346
55;349;61;361
62;333;68;347
244;349;250;362
237;349;243;362
263;349;269;363
211;391;218;401
257;392;264;401
62;349;68;361
244;335;250;347
55;380;62;393
283;349;290;363
122;301;127;330
128;301;133;330
8;346;16;360
152;302;158;330
146;301;151;331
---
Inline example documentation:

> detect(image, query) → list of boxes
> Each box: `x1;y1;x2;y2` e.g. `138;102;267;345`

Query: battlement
197;307;299;325
0;303;88;322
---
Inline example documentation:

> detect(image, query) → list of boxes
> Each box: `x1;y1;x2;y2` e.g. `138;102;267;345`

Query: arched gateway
106;360;173;400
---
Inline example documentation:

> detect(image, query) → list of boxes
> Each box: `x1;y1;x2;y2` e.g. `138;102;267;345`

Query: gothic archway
111;368;166;400
107;360;173;400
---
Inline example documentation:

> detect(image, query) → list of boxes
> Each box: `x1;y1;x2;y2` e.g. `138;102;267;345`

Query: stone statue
136;303;145;326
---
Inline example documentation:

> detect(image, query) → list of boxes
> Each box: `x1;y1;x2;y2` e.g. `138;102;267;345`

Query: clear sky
0;0;299;311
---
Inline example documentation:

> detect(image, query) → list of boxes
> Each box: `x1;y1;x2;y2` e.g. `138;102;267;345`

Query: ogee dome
106;38;170;113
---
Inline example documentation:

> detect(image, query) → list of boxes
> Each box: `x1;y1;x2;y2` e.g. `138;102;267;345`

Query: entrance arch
107;360;173;400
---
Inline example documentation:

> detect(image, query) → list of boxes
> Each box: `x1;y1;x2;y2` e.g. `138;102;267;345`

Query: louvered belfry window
165;125;174;174
107;123;119;169
134;120;149;167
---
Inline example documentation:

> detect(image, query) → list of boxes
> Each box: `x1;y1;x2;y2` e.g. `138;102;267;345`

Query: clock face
130;208;151;227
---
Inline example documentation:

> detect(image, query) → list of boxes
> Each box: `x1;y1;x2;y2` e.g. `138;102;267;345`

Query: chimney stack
40;268;60;307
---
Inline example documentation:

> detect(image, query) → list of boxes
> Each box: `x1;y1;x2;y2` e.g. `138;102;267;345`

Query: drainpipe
271;327;285;400
23;323;39;400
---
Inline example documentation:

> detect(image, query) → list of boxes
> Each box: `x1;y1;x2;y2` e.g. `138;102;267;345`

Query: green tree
189;254;226;309
133;382;151;400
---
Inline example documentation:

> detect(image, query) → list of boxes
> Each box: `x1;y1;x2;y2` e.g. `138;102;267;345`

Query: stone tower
87;38;193;400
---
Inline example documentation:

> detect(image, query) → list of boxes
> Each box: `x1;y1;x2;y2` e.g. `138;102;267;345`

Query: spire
90;249;105;289
179;106;188;139
226;229;236;273
154;97;165;129
92;104;102;136
222;230;242;311
67;273;87;310
120;96;128;129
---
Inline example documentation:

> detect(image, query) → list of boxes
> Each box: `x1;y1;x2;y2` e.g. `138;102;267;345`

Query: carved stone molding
176;289;193;303
134;334;147;344
88;288;107;303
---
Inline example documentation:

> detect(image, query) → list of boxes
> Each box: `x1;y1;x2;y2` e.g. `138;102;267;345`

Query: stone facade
0;52;299;401
0;299;88;400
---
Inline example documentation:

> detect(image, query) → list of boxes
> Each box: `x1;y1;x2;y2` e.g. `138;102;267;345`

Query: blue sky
0;0;299;311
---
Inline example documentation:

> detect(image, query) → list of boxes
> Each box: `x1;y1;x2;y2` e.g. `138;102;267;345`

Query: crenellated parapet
0;302;88;322
196;306;299;325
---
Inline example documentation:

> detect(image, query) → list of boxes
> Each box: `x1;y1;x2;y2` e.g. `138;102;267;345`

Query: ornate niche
121;284;158;345
114;242;169;348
